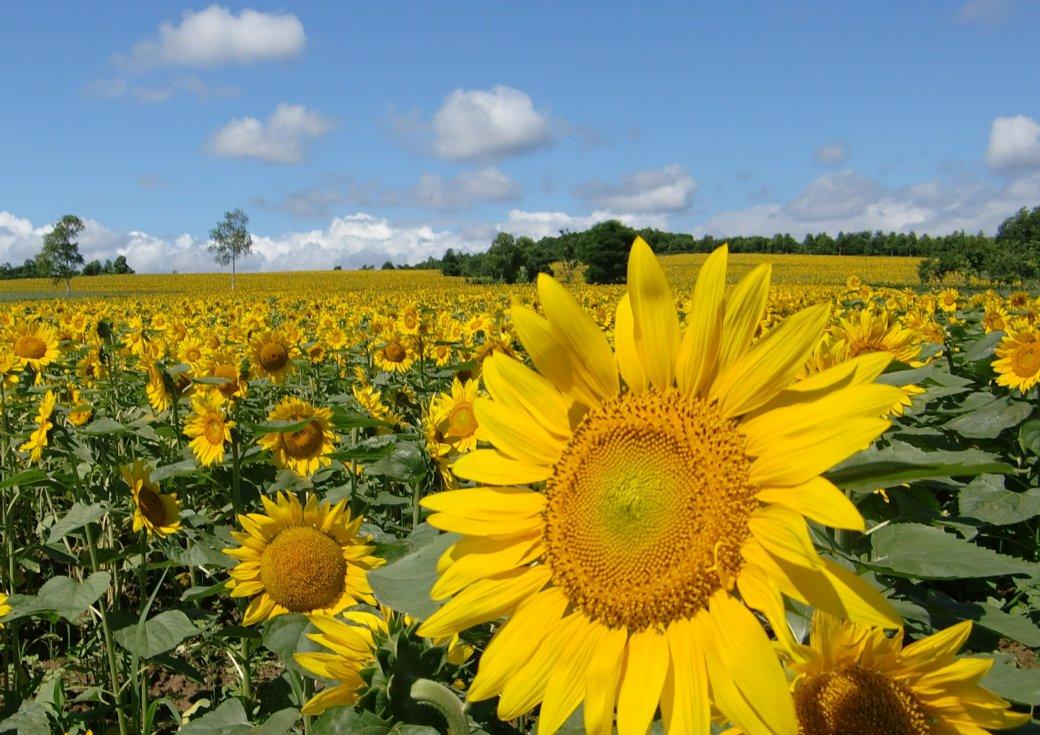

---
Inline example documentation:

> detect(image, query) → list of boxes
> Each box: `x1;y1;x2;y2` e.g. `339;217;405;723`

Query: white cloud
208;104;335;164
410;168;520;210
573;164;697;213
430;85;553;162
123;5;305;68
499;209;669;240
786;170;884;220
813;142;849;165
986;115;1040;170
956;0;1012;24
0;212;46;264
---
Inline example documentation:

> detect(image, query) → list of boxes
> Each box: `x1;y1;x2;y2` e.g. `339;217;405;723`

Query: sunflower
937;288;960;313
257;397;338;476
429;378;481;454
0;349;20;391
782;611;1029;735
993;326;1040;393
204;352;247;400
121;462;181;537
184;391;234;466
373;333;415;373
418;239;902;735
9;322;60;372
65;387;93;426
294;614;376;714
177;337;207;370
983;307;1009;334
223;492;383;625
353;383;404;430
19;390;56;463
0;592;9;628
250;331;296;382
829;308;923;366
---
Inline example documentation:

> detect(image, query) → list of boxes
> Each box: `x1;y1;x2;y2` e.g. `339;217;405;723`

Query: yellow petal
712;301;831;418
418;566;551;639
897;620;971;671
538;273;619;401
452;449;551;485
511;304;601;409
616;627;669;735
584;624;627;735
718;262;771;373
676;245;727;398
474;396;565;465
747;505;821;569
661;618;710;735
537;616;605;735
627;236;680;388
483;353;574;437
498;613;584;720
756;477;865;532
299;681;361;716
615;294;648;393
432;535;544;600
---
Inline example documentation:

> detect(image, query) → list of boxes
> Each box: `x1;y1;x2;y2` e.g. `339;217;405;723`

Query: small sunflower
65;387;93;427
937;287;960;313
0;592;9;627
183;390;234;466
993;327;1040;393
784;611;1029;735
373;333;415;373
429;378;480;454
250;331;296;382
224;492;383;625
9;322;60;372
121;462;181;537
257;397;338;477
19;390;56;463
419;239;902;734
0;349;20;391
204;352;247;400
295;613;378;715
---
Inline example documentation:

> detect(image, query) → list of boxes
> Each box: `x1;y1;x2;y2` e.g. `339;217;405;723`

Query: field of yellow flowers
0;246;1038;734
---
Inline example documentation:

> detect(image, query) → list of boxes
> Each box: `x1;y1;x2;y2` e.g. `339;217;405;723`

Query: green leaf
6;572;111;622
961;330;1004;362
0;700;51;735
242;418;313;434
254;709;301;735
826;441;1013;493
262;613;313;674
366;440;426;482
311;709;390;735
981;654;1040;706
0;469;49;490
1020;419;1040;455
370;530;459;620
80;417;128;435
151;459;200;481
871;523;1038;579
46;501;106;543
958;475;1040;525
180;699;251;734
330;407;393;429
944;397;1033;439
113;610;200;658
329;434;398;463
905;587;1040;646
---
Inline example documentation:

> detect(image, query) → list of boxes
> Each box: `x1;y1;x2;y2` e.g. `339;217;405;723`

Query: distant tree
485;233;525;283
332;264;343;271
208;209;252;289
111;255;134;274
381;260;395;270
579;220;637;284
82;259;104;276
36;214;85;293
440;248;462;277
994;206;1040;282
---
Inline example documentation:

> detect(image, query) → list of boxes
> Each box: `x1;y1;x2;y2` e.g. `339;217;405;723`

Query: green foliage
578;220;638;284
208;208;253;288
35;214;85;293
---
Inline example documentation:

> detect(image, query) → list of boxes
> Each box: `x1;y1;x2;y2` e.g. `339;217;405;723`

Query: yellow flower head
9;322;60;372
373;333;415;373
993;327;1040;393
257;397;338;477
19;390;57;463
785;611;1029;735
121;461;181;538
204;351;247;400
418;239;903;734
224;492;383;625
428;378;480;455
250;330;296;383
0;592;10;629
294;614;376;715
937;287;960;313
183;390;234;466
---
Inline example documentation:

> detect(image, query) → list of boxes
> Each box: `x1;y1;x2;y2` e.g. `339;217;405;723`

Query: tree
579;220;638;284
440;248;462;277
112;255;134;274
485;233;525;283
208;209;252;289
82;259;104;276
36;214;85;293
381;260;395;270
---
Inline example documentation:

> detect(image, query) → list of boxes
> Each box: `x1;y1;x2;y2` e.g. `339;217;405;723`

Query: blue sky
1;0;1039;271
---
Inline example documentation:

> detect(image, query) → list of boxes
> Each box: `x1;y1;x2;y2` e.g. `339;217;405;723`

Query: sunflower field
1;243;1039;734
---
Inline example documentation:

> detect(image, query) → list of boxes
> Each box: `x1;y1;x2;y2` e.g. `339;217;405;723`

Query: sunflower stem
85;519;129;735
410;678;469;735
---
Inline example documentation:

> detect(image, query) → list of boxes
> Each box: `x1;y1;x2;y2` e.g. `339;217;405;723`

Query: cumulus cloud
121;5;305;69
698;169;1040;238
813;142;849;165
573;164;697;213
956;0;1012;24
427;85;553;162
409;169;520;210
208;104;335;164
986;115;1040;170
499;209;669;240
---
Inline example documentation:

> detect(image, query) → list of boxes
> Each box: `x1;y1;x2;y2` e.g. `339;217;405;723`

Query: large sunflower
993;327;1040;393
783;611;1029;735
257;397;338;476
224;492;383;625
9;322;60;372
418;239;903;735
121;462;181;538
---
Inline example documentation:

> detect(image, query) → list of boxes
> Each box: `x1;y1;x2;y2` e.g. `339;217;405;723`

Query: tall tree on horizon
36;214;85;294
208;208;253;289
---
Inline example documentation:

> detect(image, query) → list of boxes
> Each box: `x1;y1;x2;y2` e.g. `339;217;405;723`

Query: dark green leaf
1020;419;1040;455
311;709;390;735
46;501;106;543
959;475;1040;525
6;572;111;622
981;654;1040;706
944;397;1032;439
0;469;49;490
827;441;1013;493
80;417;128;435
262;613;313;674
113;610;200;658
871;524;1038;579
370;531;459;620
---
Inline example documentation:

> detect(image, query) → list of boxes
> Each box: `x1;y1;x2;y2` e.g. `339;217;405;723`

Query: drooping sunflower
250;331;296;383
419;239;903;735
121;462;181;538
9;322;60;372
183;390;234;466
782;611;1029;735
19;390;56;463
993;327;1040;393
224;492;383;625
294;614;376;714
204;351;247;400
257;397;338;476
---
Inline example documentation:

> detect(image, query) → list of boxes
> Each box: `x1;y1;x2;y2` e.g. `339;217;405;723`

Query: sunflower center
281;420;325;458
259;342;289;371
212;364;239;396
258;526;347;612
1011;342;1040;378
14;335;47;360
795;665;930;735
446;403;477;439
185;347;202;362
384;342;406;362
204;417;225;445
137;487;169;527
542;388;757;630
